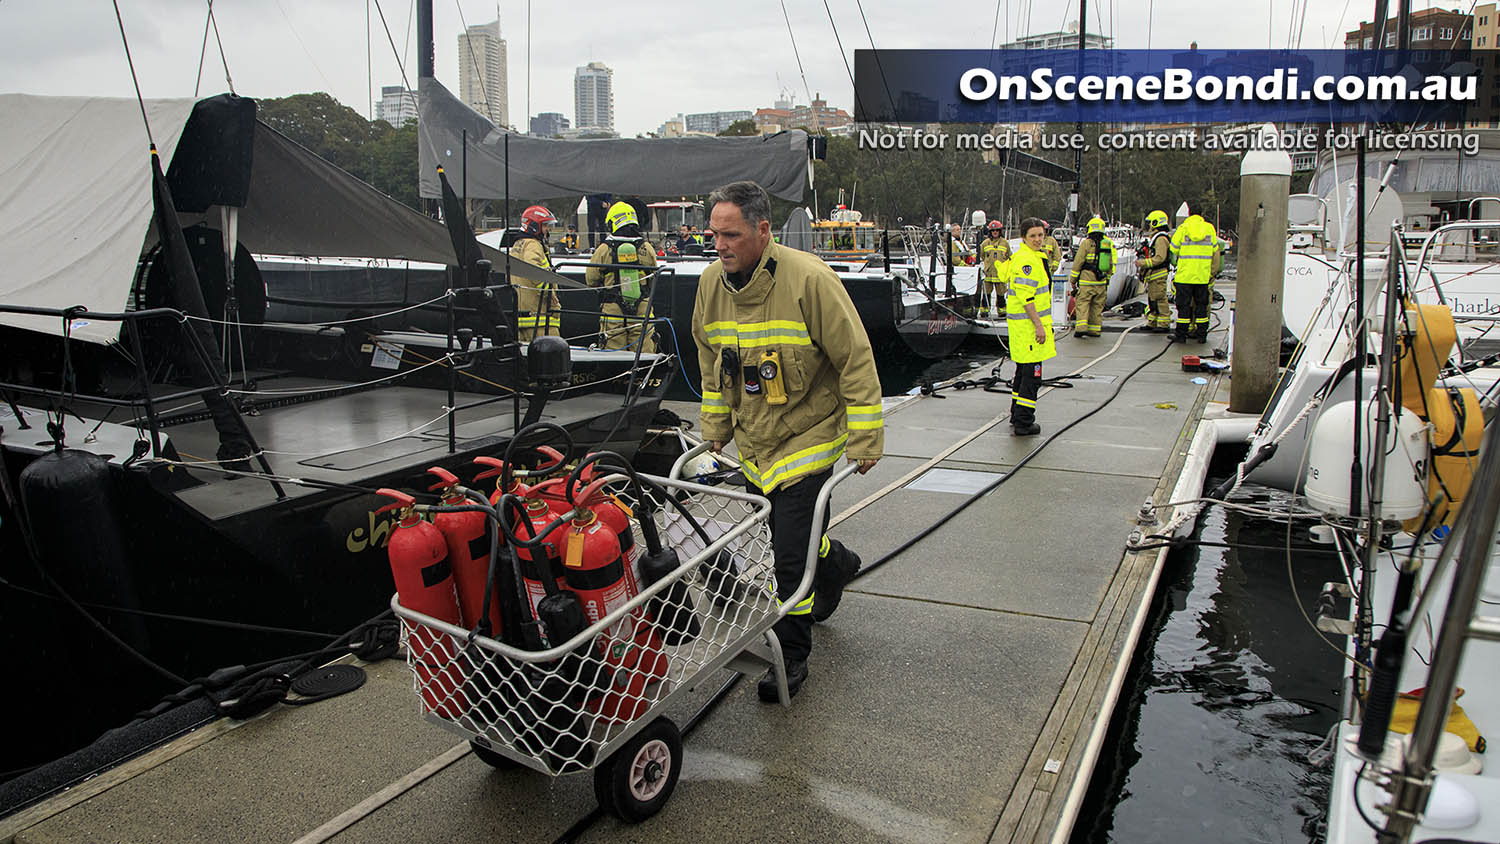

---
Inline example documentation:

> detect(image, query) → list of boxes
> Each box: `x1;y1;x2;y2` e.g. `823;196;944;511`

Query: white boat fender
1303;398;1429;520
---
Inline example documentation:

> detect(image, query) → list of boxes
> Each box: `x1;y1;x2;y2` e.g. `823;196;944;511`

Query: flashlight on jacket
759;350;787;405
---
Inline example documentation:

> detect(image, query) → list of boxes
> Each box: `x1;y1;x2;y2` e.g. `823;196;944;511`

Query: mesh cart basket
392;458;854;822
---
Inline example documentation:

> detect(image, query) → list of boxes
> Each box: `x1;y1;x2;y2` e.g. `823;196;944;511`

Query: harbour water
1072;457;1345;843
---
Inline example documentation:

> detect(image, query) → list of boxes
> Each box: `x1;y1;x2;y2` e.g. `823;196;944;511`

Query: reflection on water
1073;472;1343;843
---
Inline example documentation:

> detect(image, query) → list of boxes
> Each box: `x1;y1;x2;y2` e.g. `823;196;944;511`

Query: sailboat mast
418;0;433;79
1071;0;1085;227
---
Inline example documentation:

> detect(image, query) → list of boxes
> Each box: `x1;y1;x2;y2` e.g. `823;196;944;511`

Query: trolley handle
669;436;722;481
781;463;860;620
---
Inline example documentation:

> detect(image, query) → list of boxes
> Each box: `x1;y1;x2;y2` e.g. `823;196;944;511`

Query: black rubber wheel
469;738;521;770
592;717;682;823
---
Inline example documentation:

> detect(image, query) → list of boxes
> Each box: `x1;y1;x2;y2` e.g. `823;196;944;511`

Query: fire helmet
986;220;1004;234
606;201;639;233
1146;209;1169;229
1086;216;1105;234
520;205;557;236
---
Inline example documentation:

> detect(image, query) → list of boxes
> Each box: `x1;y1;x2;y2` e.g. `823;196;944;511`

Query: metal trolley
391;452;855;821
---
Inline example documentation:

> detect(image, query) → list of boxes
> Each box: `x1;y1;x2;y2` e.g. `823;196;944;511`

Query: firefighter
1006;217;1056;435
1137;210;1173;332
1169;210;1222;343
692;180;881;703
1041;220;1062;274
979;220;1011;319
558;224;579;253
1069;216;1114;338
510;205;562;342
586;202;659;352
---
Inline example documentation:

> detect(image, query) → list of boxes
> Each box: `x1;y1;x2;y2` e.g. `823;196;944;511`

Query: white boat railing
1411;219;1500;305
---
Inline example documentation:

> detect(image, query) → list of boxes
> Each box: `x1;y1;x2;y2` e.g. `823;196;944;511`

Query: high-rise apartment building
458;20;508;127
997;22;1112;50
574;62;614;134
1345;6;1471;48
376;85;418;127
530;112;570;137
684;111;753;134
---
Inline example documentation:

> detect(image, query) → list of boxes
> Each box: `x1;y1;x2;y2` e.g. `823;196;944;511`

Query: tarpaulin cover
418;77;808;203
0;93;509;345
0;94;198;343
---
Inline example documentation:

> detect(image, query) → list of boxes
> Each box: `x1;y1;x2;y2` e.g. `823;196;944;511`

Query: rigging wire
205;1;234;94
367;0;374;119
194;1;214;98
852;0;901;126
373;0;414;94
274;0;336;94
819;0;918;226
404;0;416;76
779;0;816;106
454;1;496;125
110;0;154;148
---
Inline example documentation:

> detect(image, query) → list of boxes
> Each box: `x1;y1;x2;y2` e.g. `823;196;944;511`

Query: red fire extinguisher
508;481;570;622
377;488;468;719
535;467;638;581
557;477;641;627
473;446;565;505
588;624;668;723
425;467;500;637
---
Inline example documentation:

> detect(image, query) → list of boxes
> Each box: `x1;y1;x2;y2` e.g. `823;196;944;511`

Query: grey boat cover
418;77;809;203
0;93;512;345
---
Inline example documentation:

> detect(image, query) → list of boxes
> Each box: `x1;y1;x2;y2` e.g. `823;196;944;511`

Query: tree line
255;94;1245;235
813;125;1245;234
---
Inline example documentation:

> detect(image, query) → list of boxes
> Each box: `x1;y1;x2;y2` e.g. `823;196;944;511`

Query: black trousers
1175;283;1211;339
748;467;857;665
1011;361;1042;427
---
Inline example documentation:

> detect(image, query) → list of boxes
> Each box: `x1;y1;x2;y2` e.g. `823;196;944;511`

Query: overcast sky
0;0;1427;137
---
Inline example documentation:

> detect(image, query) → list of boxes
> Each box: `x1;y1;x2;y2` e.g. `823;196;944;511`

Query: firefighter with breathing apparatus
510;205;562;342
979;220;1011;319
1136;210;1173;332
1069;216;1115;338
693;180;880;703
587;202;659;353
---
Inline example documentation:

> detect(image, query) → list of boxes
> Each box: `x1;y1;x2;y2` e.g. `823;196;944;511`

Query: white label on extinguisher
526;578;546;619
583;576;631;626
622;543;641;594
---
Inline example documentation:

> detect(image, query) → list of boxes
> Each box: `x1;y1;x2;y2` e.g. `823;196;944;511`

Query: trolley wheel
469;738;521;770
593;717;682;823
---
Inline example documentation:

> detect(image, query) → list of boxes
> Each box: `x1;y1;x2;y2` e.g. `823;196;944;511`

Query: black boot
757;659;808;703
812;545;861;622
1012;422;1041;436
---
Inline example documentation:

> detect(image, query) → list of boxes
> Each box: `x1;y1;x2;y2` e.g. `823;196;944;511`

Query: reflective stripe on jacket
510;237;561;333
1004;242;1057;364
981;239;1011;281
692;241;884;493
1169;216;1221;285
1140;231;1171;281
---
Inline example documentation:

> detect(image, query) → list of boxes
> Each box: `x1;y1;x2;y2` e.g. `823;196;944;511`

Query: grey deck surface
5;320;1220;844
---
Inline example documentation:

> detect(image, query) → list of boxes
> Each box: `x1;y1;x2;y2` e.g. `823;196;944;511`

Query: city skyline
2;0;1398;139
